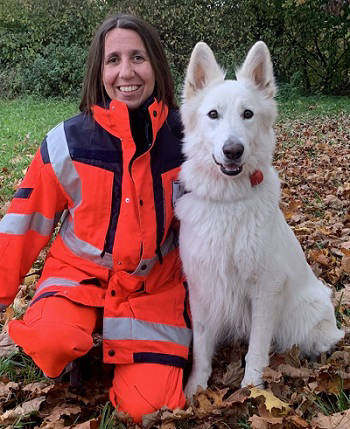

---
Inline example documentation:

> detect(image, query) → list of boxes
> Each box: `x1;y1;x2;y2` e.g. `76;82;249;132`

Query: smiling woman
102;28;155;110
1;13;190;424
80;14;176;113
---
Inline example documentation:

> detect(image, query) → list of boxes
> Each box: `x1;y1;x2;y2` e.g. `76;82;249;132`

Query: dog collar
250;169;263;186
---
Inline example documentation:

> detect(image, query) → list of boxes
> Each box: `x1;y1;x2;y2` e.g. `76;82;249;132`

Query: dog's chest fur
177;189;276;339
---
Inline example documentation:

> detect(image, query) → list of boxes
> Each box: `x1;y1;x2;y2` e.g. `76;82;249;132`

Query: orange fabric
109;362;185;423
33;255;108;308
73;162;114;250
1;99;190;368
8;297;99;377
0;148;68;305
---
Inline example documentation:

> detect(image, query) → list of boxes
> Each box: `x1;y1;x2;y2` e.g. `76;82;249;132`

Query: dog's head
181;41;277;181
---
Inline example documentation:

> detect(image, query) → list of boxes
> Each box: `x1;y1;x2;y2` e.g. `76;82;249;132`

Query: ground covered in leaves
0;113;349;428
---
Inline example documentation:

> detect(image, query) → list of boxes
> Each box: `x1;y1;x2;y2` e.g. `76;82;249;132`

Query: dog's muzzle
213;141;244;176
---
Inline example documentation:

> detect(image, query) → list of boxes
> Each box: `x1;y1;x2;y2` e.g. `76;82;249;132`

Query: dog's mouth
212;155;243;176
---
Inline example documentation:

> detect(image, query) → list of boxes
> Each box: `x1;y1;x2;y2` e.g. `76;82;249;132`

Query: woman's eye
133;55;144;63
107;56;119;64
243;109;254;119
208;110;219;119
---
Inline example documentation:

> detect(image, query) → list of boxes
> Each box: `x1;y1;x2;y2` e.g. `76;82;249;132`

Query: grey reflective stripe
46;123;82;216
59;219;113;269
36;277;80;294
132;229;176;276
103;317;192;347
47;124;113;269
0;212;55;236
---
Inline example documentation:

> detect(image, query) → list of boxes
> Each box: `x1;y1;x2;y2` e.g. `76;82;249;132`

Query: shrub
21;43;87;97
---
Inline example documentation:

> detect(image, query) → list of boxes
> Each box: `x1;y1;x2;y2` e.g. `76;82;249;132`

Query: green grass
98;402;126;429
0;96;78;202
312;379;350;416
0;350;45;383
277;95;350;121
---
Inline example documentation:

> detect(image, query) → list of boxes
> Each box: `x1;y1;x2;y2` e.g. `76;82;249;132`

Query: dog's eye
243;109;254;119
208;110;219;119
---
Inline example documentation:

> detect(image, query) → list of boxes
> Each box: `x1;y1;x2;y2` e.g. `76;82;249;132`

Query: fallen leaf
249;387;291;414
277;364;312;379
71;419;100;429
249;414;283;429
0;396;46;424
0;330;18;357
41;404;82;424
311;408;350;428
0;381;20;398
341;256;350;274
263;367;283;383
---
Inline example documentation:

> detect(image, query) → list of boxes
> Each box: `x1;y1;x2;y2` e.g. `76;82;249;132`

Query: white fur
176;41;344;396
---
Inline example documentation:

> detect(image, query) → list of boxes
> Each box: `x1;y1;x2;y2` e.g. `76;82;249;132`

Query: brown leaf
249;414;283;429
226;386;251;404
286;415;309;428
0;396;46;424
341;256;350;274
309;249;329;266
38;420;66;429
0;381;20;399
160;423;177;429
314;372;343;395
71;419;100;429
42;404;82;423
311;408;350;429
263;367;283;384
277;364;313;379
0;331;18;357
22;381;55;396
221;360;244;387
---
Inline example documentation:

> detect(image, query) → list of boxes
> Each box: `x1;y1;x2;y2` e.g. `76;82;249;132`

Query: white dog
175;41;344;396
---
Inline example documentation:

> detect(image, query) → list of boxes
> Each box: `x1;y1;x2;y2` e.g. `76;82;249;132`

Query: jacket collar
91;97;168;144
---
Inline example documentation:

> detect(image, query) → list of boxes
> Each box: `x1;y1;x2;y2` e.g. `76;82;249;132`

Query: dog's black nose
222;141;244;161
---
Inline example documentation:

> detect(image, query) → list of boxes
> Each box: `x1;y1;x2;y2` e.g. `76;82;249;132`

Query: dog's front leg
241;287;280;387
185;305;216;397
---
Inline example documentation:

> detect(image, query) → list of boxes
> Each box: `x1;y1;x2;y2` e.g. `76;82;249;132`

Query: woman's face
102;28;156;110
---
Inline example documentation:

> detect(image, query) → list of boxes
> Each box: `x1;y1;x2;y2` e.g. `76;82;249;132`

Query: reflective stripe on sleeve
103;317;192;347
46;123;114;269
36;277;81;294
46;123;82;215
0;212;57;236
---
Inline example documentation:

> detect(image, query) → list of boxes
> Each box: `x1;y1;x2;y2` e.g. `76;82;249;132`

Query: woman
0;14;191;422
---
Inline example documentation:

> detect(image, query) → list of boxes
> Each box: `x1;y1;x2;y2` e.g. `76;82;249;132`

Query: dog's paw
184;376;208;398
241;370;264;388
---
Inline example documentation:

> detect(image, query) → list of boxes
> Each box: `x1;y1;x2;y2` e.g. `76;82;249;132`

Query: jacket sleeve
0;141;68;306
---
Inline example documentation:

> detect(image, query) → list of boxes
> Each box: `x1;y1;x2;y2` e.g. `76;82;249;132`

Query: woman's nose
119;59;134;79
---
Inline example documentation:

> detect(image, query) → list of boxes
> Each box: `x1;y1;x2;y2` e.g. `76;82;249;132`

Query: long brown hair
79;14;176;112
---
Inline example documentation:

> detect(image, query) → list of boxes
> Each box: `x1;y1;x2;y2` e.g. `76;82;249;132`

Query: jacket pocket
73;162;114;250
160;166;181;243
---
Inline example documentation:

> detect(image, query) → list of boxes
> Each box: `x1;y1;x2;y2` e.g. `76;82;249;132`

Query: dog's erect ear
236;41;276;98
183;42;225;100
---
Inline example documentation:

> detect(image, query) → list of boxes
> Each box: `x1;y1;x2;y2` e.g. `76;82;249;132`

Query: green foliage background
0;0;349;99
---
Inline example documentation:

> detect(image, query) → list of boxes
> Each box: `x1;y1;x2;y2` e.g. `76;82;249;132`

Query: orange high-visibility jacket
0;97;192;368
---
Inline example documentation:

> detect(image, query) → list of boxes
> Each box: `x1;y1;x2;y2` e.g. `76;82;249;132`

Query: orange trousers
8;297;185;423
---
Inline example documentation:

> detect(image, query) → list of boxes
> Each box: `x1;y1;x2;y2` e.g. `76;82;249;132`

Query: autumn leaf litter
0;114;349;428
